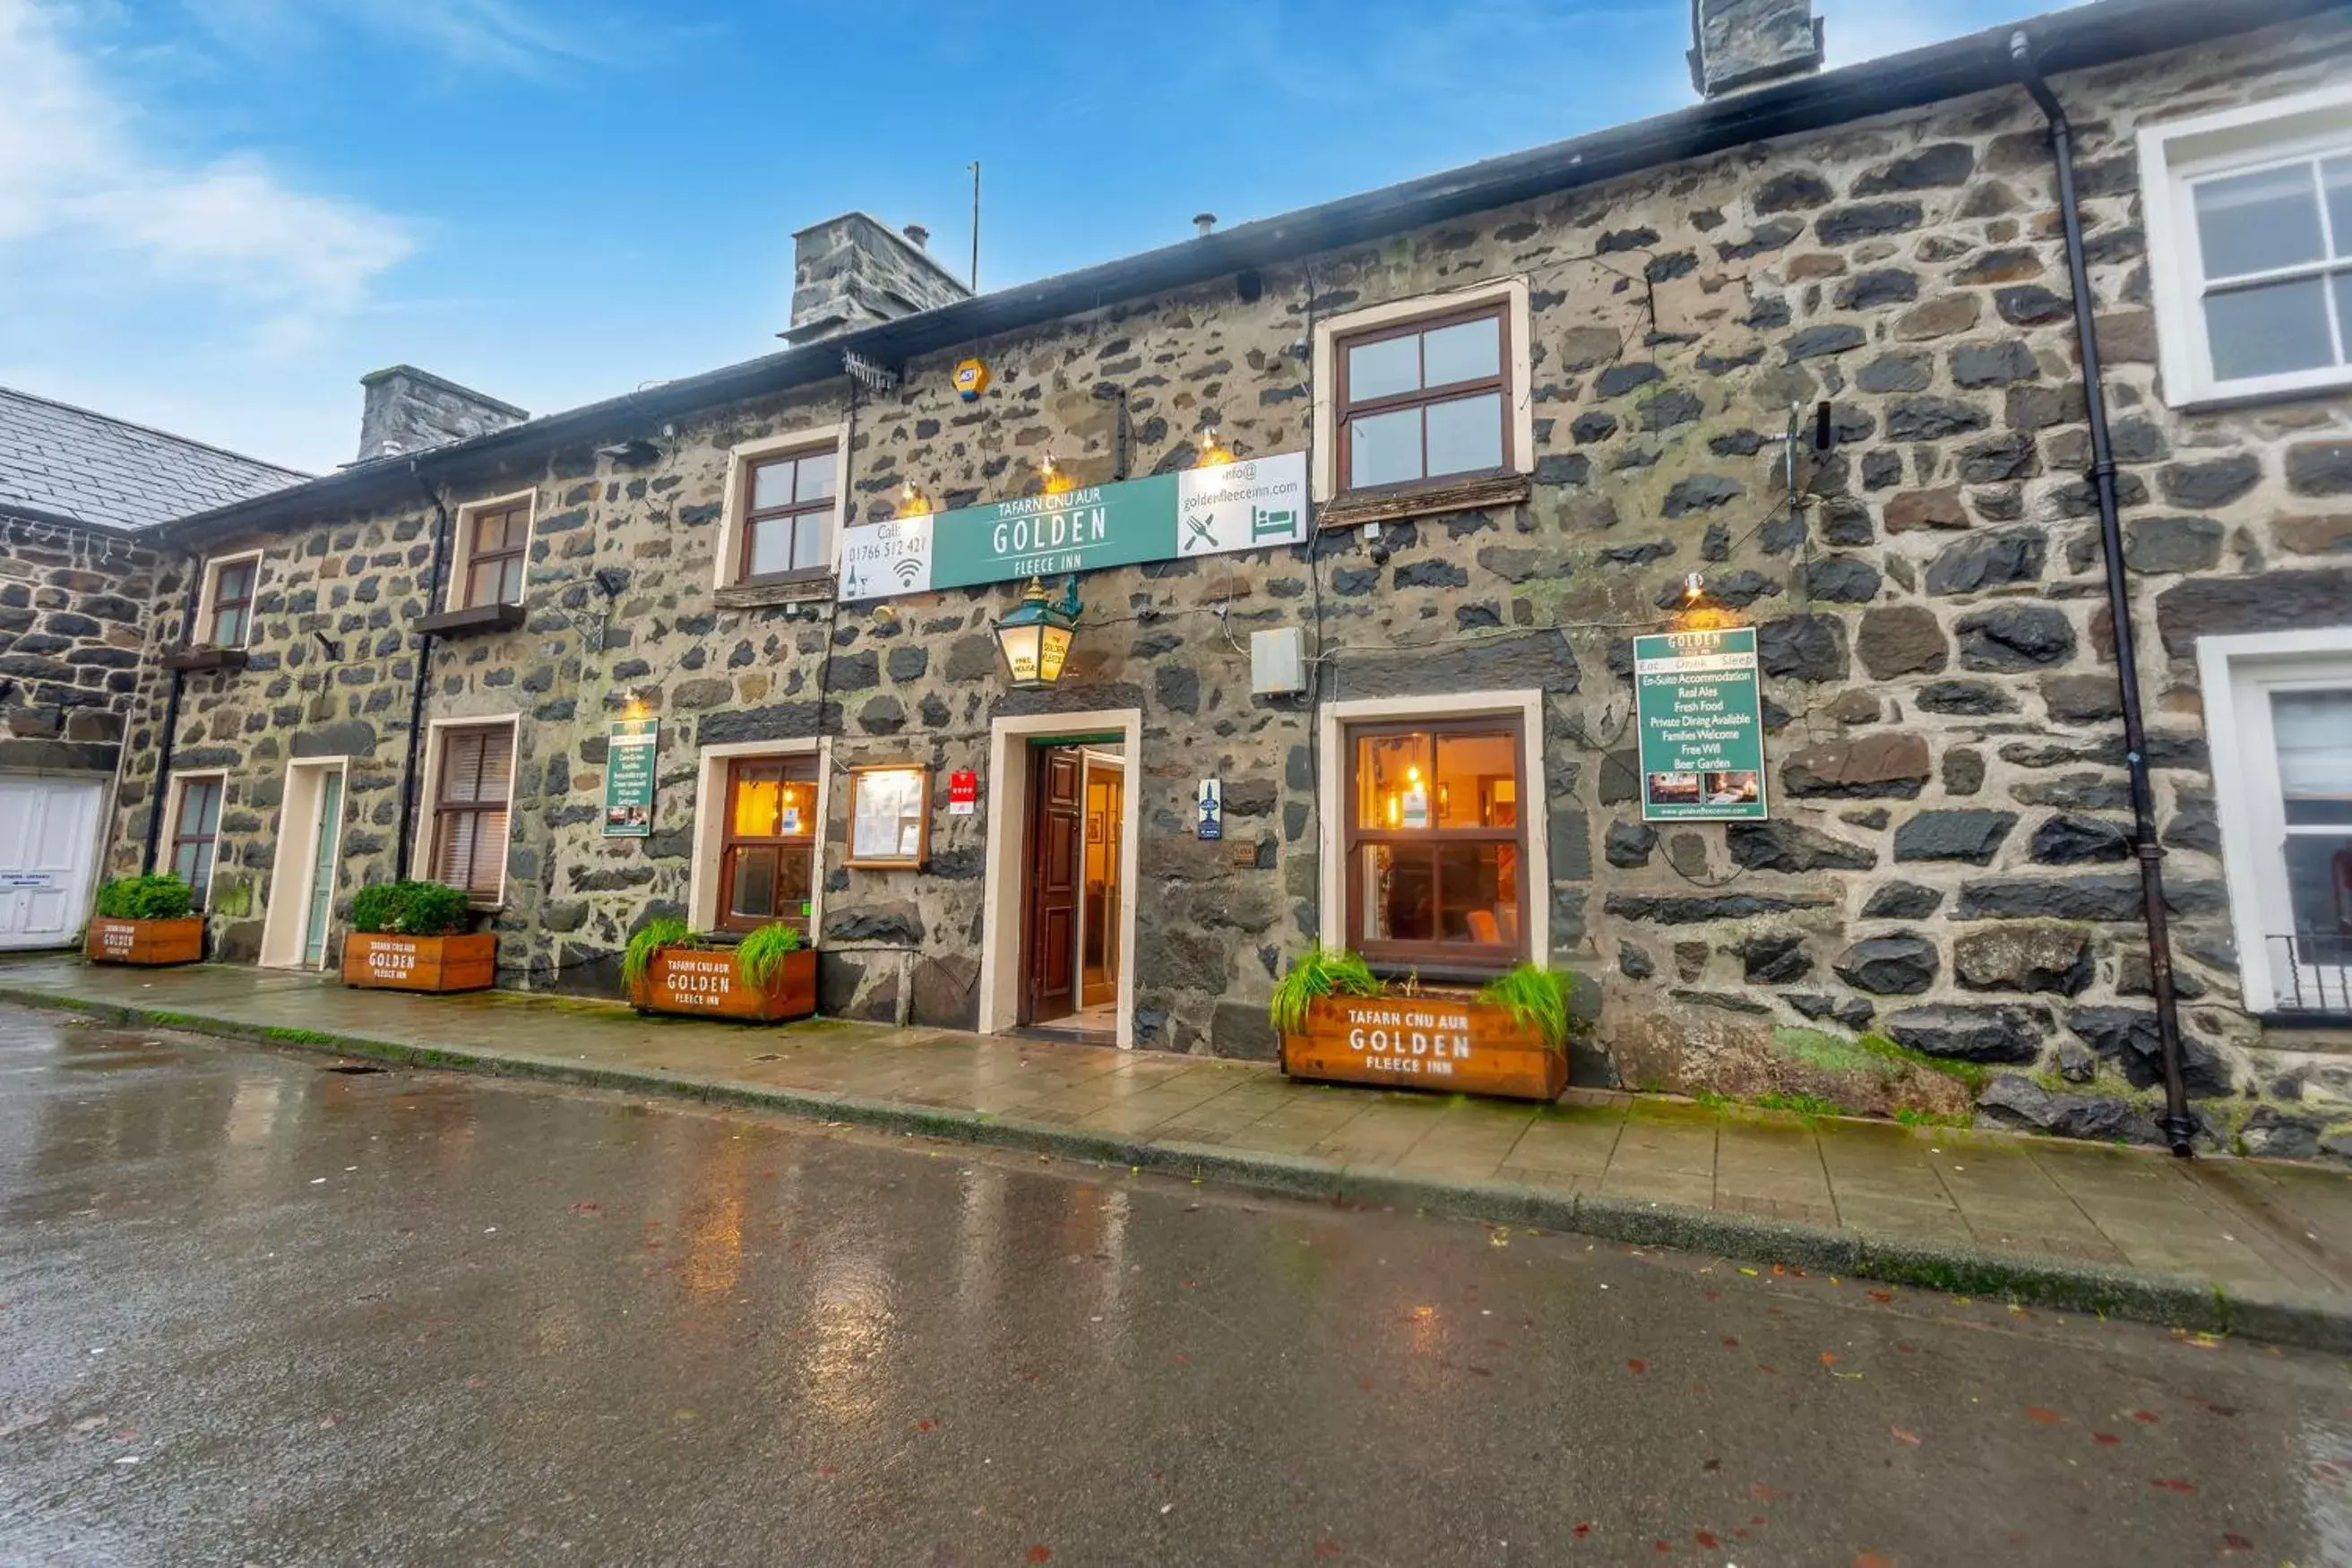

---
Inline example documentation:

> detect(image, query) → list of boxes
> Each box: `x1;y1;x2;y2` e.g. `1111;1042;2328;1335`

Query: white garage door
0;777;105;950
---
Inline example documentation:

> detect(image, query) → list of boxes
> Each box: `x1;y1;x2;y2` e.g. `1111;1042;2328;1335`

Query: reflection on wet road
2;1005;2348;1565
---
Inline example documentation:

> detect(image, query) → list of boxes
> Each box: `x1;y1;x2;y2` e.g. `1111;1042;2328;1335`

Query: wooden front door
1026;747;1083;1024
1081;767;1123;1009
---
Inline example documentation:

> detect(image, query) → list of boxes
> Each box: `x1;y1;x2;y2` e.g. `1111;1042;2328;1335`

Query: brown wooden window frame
458;501;532;609
736;447;839;587
715;754;820;935
204;556;259;649
1333;300;1514;498
168;774;225;909
429;723;515;908
1340;714;1529;974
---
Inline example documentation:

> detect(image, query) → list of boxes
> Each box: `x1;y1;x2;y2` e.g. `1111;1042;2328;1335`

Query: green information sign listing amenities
839;452;1310;602
603;717;659;838
1633;628;1768;823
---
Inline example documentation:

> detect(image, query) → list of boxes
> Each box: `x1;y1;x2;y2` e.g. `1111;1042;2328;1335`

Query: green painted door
302;770;343;967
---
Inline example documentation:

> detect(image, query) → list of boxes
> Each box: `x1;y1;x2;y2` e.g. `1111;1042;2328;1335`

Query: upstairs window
1336;303;1512;493
461;501;531;607
2142;86;2352;407
430;723;515;906
742;448;838;582
198;554;260;649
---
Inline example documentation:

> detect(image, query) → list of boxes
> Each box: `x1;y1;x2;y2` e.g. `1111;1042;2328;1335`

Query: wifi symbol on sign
892;556;924;589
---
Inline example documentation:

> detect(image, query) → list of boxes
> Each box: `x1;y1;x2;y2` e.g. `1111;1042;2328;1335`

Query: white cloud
0;0;413;355
182;0;621;75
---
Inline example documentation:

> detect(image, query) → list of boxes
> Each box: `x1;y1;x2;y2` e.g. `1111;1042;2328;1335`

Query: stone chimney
786;212;972;346
1690;0;1824;99
356;366;528;462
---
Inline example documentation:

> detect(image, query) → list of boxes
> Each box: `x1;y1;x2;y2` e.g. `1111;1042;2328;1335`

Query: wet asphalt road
1;1007;2348;1567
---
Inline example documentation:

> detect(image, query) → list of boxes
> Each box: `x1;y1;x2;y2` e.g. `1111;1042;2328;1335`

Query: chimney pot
1690;0;1823;99
903;222;930;249
1193;212;1217;237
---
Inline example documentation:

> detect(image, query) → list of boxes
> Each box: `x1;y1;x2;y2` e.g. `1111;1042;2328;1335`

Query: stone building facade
104;0;2352;1155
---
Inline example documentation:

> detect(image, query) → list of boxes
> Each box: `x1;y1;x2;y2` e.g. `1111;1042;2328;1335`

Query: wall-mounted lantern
992;575;1082;688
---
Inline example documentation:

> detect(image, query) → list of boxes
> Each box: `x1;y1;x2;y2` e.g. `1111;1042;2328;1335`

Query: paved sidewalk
7;953;2352;1347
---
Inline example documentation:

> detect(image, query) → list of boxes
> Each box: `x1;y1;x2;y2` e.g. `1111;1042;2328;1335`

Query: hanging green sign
1633;628;1768;822
839;452;1310;601
603;717;659;838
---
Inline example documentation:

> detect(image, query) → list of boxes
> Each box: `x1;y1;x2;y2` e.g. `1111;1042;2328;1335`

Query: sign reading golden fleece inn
839;452;1311;601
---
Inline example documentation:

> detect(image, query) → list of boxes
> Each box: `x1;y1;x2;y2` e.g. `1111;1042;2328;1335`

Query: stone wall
0;516;158;775
108;15;2352;1153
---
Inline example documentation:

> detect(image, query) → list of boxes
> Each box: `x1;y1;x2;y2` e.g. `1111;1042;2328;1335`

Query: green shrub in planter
348;881;473;936
93;875;194;921
623;918;807;991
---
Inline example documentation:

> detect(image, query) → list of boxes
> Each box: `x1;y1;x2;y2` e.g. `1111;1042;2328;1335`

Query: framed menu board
845;763;930;869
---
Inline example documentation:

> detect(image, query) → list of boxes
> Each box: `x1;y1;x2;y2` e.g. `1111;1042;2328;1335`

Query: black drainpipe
2013;31;2197;1158
140;553;206;874
394;462;451;881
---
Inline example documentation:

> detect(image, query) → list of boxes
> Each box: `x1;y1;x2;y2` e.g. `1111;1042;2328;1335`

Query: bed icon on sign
1196;779;1223;841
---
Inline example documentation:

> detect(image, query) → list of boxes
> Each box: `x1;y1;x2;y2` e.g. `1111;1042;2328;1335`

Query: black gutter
140;557;205;874
393;467;452;881
148;0;2352;550
2012;31;2198;1159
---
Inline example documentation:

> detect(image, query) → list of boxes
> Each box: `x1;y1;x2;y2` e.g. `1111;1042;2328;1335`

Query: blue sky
1;0;2063;474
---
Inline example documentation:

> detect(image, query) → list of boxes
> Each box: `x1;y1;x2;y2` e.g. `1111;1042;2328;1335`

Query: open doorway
258;756;348;969
1020;737;1125;1043
979;708;1142;1047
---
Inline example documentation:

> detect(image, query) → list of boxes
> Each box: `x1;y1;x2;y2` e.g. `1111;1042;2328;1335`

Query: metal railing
2269;933;2352;1015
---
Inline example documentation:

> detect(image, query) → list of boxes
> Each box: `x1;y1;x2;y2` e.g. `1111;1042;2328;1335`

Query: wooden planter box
629;946;816;1022
1281;994;1568;1103
83;917;204;967
340;931;497;994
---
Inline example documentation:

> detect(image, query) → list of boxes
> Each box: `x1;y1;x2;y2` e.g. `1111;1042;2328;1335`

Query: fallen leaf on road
1891;1426;1920;1446
2024;1407;2063;1426
1028;1547;1052;1563
1626;1359;1648;1374
2149;1478;2195;1494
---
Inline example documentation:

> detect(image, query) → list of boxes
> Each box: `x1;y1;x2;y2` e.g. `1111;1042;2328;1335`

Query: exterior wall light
1197;428;1235;465
898;482;931;518
992;575;1083;688
1039;456;1076;496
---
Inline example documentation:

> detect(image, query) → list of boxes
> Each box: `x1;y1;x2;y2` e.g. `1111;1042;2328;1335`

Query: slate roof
0;385;309;535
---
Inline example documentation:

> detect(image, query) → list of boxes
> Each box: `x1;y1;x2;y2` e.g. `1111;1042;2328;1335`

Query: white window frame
2140;82;2352;409
161;767;229;909
192;549;264;650
444;489;538;611
410;713;520;909
1310;278;1537;504
685;737;832;937
2198;627;2352;1016
713;423;850;590
1316;689;1551;969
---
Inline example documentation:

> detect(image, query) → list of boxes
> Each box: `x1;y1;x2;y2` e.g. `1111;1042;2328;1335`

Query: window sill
715;573;836;611
2167;376;2352;415
1365;961;1520;990
416;601;526;637
160;645;249;673
1317;472;1531;530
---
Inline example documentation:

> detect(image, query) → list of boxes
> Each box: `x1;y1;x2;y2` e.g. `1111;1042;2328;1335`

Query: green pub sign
1633;628;1768;822
602;717;659;838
